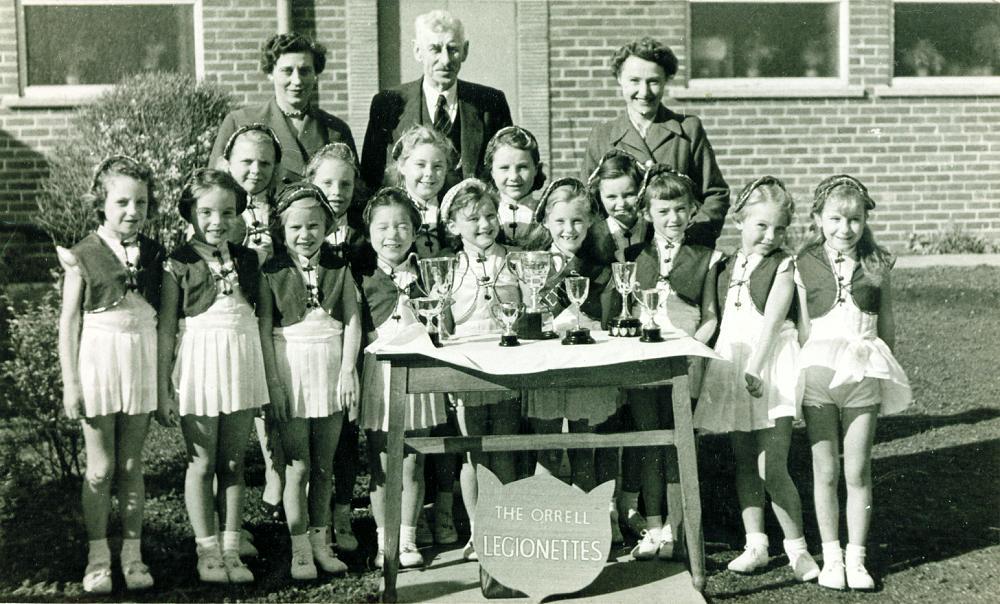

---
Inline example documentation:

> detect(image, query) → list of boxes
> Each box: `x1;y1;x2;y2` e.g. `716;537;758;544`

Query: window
692;2;839;78
678;0;857;98
13;0;202;104
894;2;1000;77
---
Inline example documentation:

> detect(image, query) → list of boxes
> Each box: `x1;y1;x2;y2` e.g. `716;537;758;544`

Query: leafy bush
908;224;1000;255
0;279;82;479
34;72;235;249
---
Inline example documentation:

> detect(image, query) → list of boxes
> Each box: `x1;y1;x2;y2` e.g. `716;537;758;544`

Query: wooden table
376;340;706;602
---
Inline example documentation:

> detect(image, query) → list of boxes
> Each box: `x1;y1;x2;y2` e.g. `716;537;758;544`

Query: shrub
34;72;235;249
0;279;82;479
908;224;1000;255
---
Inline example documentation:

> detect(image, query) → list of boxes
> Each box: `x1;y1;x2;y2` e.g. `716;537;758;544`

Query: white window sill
873;77;1000;97
2;85;108;109
669;78;865;100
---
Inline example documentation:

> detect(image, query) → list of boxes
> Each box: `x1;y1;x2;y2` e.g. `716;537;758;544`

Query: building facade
2;0;998;272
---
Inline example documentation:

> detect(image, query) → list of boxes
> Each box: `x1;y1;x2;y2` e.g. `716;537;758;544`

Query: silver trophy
410;296;445;347
609;261;641;337
491;301;524;347
506;250;557;340
417;256;458;346
637;288;664;343
562;275;596;345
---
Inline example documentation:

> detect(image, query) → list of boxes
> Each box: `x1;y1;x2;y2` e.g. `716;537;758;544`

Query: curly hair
483;125;547;193
610;37;679;80
177;168;248;224
85;155;157;224
389;125;459;185
259;32;327;75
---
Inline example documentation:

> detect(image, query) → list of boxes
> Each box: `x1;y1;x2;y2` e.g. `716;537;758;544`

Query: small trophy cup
492;301;524;347
418;256;458;343
609;261;641;337
506;251;558;340
411;296;445;347
637;288;664;343
562;275;596;345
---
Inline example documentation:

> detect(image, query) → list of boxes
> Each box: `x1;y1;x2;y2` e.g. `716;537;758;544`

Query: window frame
672;0;861;99
8;0;204;107
876;0;1000;97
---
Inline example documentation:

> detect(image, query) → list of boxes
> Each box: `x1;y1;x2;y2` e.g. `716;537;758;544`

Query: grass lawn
1;266;998;602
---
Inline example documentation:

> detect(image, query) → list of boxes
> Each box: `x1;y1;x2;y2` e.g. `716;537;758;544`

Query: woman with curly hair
210;32;357;187
579;37;730;248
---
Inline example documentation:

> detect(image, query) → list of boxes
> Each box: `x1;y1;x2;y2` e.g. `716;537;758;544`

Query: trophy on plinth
411;296;445;347
417;256;458;347
609;261;641;337
637;288;664;343
562;275;596;345
506;251;558;340
492;301;524;347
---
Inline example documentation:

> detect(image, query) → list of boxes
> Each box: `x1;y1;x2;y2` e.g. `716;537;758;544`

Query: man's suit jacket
579;105;730;248
360;78;513;190
210;98;357;187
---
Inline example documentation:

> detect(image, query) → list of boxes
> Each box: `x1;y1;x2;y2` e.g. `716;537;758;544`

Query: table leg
671;373;705;593
382;364;407;603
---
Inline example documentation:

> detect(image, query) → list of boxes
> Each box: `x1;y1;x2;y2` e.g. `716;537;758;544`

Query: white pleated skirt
79;292;157;417
273;308;345;418
359;351;447;432
173;295;268;416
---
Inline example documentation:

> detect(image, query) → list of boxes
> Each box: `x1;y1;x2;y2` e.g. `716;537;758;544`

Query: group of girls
57;116;910;594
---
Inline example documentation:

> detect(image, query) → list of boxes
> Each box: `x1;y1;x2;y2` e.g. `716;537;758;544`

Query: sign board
475;467;615;601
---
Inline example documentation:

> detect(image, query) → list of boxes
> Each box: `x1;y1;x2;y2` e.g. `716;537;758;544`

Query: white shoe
290;546;318;581
846;560;875;590
374;548;385;569
312;542;348;574
82;562;113;594
631;528;662;560
727;544;769;573
399;541;424;568
819;560;846;590
463;539;477;561
122;559;154;591
222;551;254;584
196;545;228;584
333;508;358;552
790;552;820;582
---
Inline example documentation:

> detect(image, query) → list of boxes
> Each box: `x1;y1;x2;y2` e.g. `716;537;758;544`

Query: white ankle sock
376;527;385;549
747;532;769;550
401;525;417;545
221;530;241;553
195;534;219;552
88;539;111;566
822;540;843;564
845;543;866;565
290;532;310;553
120;538;142;564
783;536;807;562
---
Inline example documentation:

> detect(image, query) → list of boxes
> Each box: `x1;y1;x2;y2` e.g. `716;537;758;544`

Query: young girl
484;125;546;248
795;175;911;590
307;142;369;263
219;123;282;263
586;148;647;541
157;169;268;584
220;122;285;535
588;148;646;263
57;156;164;594
624;165;718;560
391;125;457;258
392;125;461;545
440;178;522;560
306;142;368;552
693;176;820;581
523;177;619;493
258;183;361;579
355;187;448;568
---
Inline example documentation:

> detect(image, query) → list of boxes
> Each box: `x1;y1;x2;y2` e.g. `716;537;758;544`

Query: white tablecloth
367;324;720;376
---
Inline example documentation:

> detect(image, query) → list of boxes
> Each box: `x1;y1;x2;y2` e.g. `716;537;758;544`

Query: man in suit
211;33;357;187
360;9;513;193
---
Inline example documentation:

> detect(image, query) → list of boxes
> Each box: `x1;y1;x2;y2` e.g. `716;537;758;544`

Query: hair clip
222;123;283;163
91;154;146;192
636;163;697;204
490;125;537;147
364;186;424;228
586;148;646;187
439;178;488;222
534;176;598;223
733;175;788;214
815;174;875;211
